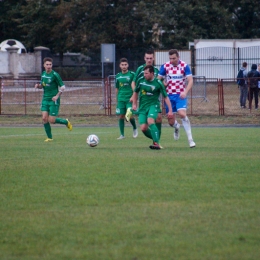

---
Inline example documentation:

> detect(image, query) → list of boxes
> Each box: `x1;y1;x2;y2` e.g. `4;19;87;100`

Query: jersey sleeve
133;66;143;83
134;77;142;93
54;72;64;87
158;64;166;77
185;64;192;77
157;79;168;97
133;68;139;83
115;74;119;89
130;71;135;83
40;72;44;84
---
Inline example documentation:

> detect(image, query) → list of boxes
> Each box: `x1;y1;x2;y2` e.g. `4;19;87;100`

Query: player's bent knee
167;114;175;126
178;109;186;118
48;117;56;124
42;117;48;124
140;124;148;131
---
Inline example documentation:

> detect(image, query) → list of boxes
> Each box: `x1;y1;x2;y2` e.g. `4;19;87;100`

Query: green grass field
0;126;260;260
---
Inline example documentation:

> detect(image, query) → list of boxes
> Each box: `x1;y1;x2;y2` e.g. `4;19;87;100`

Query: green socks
130;118;137;130
149;124;159;143
142;128;153;140
119;118;125;136
55;118;68;125
44;118;68;139
156;122;161;139
44;122;52;139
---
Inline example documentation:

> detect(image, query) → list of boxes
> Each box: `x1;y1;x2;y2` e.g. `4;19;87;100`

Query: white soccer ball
86;134;99;147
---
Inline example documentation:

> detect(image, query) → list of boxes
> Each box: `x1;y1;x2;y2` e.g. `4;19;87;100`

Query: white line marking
0;131;113;138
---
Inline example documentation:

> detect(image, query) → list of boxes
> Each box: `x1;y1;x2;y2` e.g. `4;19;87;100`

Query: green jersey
135;77;167;111
133;64;159;83
115;70;135;102
41;70;64;101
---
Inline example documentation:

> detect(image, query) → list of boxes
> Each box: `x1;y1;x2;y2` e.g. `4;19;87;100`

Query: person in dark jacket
238;62;248;108
247;64;260;110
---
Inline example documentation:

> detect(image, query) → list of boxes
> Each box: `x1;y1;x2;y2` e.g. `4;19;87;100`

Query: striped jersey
158;60;192;94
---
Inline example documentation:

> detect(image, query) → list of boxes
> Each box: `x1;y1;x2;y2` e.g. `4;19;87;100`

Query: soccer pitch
0;126;260;260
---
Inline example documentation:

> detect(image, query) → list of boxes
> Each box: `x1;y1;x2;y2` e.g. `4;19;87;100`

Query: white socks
181;116;193;141
173;120;180;128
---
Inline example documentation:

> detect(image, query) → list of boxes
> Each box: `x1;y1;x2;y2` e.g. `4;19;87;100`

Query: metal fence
50;46;260;81
189;46;260;79
104;75;209;116
1;75;260;118
0;78;107;116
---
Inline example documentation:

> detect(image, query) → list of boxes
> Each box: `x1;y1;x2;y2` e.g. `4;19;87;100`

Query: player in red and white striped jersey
158;49;195;148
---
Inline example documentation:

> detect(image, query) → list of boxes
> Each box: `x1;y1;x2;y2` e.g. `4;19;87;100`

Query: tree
0;0;27;42
1;0;259;55
228;0;260;38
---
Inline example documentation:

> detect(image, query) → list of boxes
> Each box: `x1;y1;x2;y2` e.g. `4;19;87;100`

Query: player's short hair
145;49;154;56
169;49;179;57
43;57;53;63
144;65;154;73
119;58;128;63
242;62;247;67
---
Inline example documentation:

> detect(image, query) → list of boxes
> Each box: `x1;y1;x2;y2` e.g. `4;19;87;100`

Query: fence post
0;76;2;115
237;47;240;72
104;78;108;115
108;77;111;115
104;76;112;116
190;86;193;115
218;79;224;115
24;79;27;115
191;46;196;75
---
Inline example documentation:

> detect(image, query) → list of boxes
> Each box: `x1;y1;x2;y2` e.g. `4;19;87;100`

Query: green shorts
138;104;159;125
156;100;162;113
41;100;60;116
116;101;132;115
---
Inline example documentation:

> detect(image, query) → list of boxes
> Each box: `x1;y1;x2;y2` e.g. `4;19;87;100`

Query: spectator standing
237;62;248;109
257;64;260;96
247;64;260;110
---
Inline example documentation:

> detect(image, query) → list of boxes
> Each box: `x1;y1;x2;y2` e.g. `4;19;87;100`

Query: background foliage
1;0;260;56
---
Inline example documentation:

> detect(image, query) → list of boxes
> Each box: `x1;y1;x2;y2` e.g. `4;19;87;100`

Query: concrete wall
0;46;49;79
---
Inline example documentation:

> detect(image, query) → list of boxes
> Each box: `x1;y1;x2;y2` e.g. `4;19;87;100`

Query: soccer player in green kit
131;50;159;86
35;57;72;142
115;58;138;139
126;65;173;150
130;49;164;139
